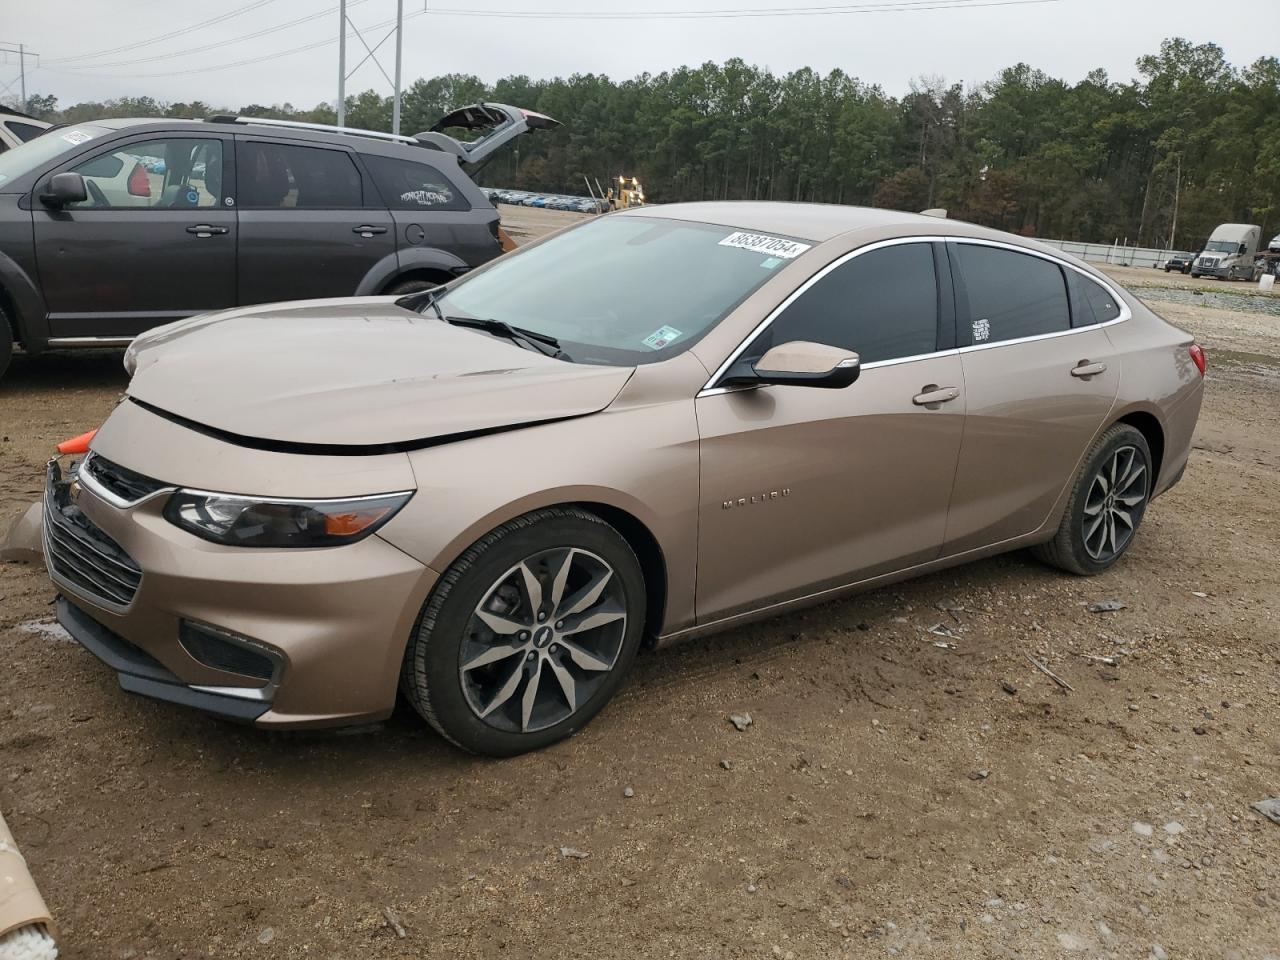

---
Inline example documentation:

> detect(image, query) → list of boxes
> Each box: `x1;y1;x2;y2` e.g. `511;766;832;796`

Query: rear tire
401;507;646;756
1032;424;1152;576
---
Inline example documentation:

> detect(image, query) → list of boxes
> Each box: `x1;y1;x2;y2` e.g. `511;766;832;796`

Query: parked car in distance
1164;251;1196;274
0;103;559;378
0;106;50;153
46;202;1205;756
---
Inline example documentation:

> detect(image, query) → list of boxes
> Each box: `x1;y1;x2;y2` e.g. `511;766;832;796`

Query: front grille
44;462;142;610
83;452;168;503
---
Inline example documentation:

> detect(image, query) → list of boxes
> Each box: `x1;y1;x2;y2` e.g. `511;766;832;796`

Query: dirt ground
1;222;1278;960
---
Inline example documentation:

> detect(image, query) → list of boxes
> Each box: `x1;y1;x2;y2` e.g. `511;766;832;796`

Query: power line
424;0;1062;19
38;0;1061;81
43;8;432;81
50;0;375;70
46;0;283;64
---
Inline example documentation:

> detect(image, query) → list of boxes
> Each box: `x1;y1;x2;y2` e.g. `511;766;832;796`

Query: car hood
125;297;634;450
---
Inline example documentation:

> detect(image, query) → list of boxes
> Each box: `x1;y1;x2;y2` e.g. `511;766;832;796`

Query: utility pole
1168;154;1182;252
337;0;347;126
392;0;404;135
0;42;39;113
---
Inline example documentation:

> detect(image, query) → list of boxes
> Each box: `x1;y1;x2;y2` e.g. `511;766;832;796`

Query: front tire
401;507;646;756
1033;424;1152;576
0;306;11;381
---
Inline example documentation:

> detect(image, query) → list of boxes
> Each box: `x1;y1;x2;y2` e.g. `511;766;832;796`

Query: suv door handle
353;225;389;237
186;224;229;237
1070;360;1108;379
912;385;960;407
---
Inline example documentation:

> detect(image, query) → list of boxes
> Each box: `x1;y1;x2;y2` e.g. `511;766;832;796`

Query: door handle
353;224;389;237
1070;360;1108;379
186;224;229;237
912;385;960;407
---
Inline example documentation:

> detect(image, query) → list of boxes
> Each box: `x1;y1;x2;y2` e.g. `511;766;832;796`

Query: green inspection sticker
761;257;783;269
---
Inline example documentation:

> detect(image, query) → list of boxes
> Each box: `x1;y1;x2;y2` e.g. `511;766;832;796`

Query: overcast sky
2;0;1273;111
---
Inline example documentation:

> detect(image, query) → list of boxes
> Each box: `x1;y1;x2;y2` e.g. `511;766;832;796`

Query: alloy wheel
1082;444;1148;562
459;547;628;733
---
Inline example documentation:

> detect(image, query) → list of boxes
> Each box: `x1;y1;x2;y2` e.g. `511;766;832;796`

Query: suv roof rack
206;115;420;145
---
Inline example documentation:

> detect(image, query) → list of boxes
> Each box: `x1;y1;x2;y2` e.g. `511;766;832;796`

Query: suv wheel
401;507;646;756
386;278;442;296
1033;424;1152;576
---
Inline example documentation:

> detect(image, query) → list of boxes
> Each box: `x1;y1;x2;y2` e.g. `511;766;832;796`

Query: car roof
621;201;951;243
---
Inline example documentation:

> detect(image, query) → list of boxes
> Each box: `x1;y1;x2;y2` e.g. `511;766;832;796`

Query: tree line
18;38;1280;251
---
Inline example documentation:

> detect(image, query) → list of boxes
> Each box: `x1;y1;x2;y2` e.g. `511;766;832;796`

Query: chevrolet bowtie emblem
68;480;81;502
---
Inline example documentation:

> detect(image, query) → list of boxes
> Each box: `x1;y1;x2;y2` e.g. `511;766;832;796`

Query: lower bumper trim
56;597;270;723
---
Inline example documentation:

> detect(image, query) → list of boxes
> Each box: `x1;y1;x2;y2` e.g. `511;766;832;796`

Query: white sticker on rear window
60;129;95;146
642;325;683;350
719;231;811;259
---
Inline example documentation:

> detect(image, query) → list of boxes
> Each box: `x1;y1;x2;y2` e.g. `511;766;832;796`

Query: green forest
21;38;1280;250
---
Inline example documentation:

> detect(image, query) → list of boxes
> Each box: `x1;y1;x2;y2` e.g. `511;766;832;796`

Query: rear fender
355;246;470;296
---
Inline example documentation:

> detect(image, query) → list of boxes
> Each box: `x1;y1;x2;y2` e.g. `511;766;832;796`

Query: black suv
0;103;557;377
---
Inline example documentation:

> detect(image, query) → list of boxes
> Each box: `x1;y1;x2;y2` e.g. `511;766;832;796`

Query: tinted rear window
956;244;1070;346
7;121;46;142
239;141;363;209
754;242;939;364
363;154;467;211
1071;273;1122;326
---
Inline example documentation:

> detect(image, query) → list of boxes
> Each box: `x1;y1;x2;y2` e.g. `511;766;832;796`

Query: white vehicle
1268;233;1280;254
1192;223;1261;281
0;106;50;153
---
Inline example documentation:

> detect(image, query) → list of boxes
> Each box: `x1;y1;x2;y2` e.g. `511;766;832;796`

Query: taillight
1189;343;1206;376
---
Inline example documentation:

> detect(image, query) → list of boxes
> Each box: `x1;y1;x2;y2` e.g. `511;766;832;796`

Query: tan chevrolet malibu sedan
43;203;1205;755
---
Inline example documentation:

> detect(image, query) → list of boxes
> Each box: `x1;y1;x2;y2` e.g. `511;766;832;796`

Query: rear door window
239;141;363;209
954;243;1070;346
362;154;467;211
752;242;939;365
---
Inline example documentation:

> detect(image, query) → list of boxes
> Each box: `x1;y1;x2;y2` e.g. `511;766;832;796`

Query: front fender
380;401;701;635
355;246;471;296
0;248;49;352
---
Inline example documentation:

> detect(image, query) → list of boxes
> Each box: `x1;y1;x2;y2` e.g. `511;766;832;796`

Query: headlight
163;490;412;548
123;337;140;376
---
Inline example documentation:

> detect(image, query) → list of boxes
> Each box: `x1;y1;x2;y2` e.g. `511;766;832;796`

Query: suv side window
752;242;938;365
954;243;1070;346
239;141;363;209
1068;271;1122;327
362;153;467;211
69;138;223;209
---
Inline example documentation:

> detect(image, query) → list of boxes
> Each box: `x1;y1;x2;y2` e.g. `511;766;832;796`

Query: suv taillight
1189;343;1206;376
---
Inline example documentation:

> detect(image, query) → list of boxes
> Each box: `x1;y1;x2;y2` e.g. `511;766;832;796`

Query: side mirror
40;172;88;208
722;341;861;390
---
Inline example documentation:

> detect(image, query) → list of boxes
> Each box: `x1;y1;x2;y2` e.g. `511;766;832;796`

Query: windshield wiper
444;316;572;361
396;286;446;320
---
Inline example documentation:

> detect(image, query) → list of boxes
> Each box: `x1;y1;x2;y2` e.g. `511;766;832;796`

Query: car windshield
1204;240;1240;253
0;125;110;189
435;215;808;365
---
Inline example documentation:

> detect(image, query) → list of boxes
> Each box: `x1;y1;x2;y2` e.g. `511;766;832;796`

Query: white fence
1037;239;1179;270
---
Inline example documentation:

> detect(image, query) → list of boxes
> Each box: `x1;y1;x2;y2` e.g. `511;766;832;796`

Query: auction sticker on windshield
718;231;811;259
642;325;683;350
60;130;95;146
